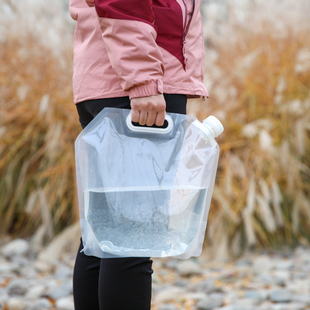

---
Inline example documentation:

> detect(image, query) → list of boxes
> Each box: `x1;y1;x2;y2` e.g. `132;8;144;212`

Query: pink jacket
69;0;208;104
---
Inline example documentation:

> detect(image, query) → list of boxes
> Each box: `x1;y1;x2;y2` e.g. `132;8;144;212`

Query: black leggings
73;94;187;310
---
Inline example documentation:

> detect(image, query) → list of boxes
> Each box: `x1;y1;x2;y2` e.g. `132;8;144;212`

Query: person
69;0;208;309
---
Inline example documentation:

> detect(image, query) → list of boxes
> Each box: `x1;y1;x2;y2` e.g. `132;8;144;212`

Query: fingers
131;95;166;126
154;110;165;127
131;108;140;124
145;110;156;127
139;110;148;126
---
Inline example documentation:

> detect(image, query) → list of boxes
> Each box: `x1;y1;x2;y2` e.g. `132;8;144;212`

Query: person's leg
98;257;153;310
76;97;131;128
164;94;187;114
73;94;187;310
73;98;132;310
73;240;101;310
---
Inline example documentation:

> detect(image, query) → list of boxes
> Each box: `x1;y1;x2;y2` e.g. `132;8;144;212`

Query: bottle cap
203;116;224;138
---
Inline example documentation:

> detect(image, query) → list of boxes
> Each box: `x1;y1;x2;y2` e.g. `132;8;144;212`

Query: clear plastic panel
75;108;222;258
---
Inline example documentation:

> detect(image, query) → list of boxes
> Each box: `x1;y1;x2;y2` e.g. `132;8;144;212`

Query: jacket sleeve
91;0;165;99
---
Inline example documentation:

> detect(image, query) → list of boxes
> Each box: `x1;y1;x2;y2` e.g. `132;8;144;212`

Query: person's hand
130;94;166;126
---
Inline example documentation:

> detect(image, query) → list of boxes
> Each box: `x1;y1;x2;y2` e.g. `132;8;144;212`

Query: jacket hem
74;84;208;104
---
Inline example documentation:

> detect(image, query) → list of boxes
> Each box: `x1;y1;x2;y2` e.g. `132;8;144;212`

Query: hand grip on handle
126;113;173;134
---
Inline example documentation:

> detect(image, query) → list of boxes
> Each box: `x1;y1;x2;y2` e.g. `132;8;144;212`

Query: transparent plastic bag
75;108;223;258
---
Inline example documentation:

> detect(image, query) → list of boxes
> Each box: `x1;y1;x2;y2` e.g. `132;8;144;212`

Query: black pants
73;94;187;310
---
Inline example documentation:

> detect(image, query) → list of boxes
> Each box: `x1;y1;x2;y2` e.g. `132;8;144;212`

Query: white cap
203;116;224;138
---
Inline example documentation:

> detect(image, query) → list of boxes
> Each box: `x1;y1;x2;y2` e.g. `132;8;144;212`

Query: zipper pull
182;36;188;65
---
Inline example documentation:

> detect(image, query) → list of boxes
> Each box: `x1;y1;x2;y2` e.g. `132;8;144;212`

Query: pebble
234;298;260;307
47;284;72;300
0;263;19;274
33;260;53;273
292;295;310;305
215;307;248;310
197;295;223;309
270;290;293;303
253;256;274;274
7;280;29;296
234;259;252;267
6;297;29;310
243;290;265;302
54;265;73;279
176;260;202;276
275;260;293;271
185;292;208;302
259;301;306;310
0;238;310;310
30;298;53;310
158;304;178;310
154;286;184;304
2;239;29;259
192;278;217;293
55;296;74;310
25;284;46;299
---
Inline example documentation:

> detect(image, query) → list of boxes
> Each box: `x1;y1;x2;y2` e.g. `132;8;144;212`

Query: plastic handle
126;114;173;134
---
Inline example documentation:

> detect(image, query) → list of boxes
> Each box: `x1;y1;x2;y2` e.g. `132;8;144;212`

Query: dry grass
0;35;80;241
0;0;309;255
191;1;310;258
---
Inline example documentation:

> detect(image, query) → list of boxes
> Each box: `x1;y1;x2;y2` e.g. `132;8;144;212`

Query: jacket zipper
182;0;195;67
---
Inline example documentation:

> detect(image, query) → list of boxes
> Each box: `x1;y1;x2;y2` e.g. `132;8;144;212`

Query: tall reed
0;35;80;240
193;0;310;258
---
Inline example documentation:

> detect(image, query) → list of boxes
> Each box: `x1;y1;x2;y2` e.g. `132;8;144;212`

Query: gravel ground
0;238;309;310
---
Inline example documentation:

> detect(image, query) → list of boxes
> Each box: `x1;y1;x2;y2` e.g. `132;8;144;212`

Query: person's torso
69;0;208;103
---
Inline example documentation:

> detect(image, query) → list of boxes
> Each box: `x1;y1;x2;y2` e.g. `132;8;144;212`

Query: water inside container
84;187;207;256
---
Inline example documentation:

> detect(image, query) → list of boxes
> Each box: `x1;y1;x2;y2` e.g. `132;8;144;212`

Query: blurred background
0;0;309;260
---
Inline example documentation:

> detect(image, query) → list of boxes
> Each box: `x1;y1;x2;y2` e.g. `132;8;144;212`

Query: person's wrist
129;79;163;99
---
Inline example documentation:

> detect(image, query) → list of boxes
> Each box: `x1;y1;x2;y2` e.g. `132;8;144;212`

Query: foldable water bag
75;108;223;259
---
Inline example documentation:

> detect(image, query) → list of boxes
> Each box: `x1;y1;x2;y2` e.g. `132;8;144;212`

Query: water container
75;108;223;259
